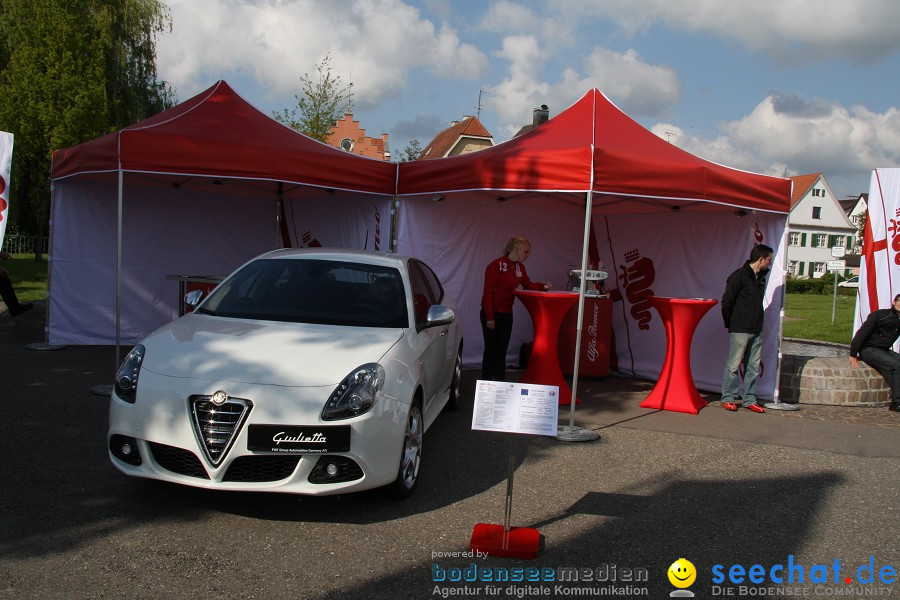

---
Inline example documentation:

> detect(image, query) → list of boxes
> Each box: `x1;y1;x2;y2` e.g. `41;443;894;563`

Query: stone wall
779;354;890;407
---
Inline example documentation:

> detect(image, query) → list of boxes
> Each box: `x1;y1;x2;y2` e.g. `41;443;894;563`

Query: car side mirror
185;289;204;307
425;305;455;327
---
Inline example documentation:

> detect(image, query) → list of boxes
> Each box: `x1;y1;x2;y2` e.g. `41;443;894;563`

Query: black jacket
721;261;768;334
850;308;900;358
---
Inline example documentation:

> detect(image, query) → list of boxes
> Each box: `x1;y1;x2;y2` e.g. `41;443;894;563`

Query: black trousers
0;271;22;310
480;309;513;382
859;346;900;402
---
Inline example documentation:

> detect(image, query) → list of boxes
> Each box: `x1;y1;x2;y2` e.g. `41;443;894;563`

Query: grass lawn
1;253;861;344
782;291;857;345
1;253;47;304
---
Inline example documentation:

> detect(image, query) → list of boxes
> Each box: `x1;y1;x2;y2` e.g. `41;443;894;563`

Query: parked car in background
108;248;463;498
838;276;859;288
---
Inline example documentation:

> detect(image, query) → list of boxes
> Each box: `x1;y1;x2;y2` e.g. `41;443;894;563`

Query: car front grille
223;455;302;482
149;442;209;479
189;394;253;466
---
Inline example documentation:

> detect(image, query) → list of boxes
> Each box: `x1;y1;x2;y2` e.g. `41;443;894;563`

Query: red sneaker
746;403;766;413
722;402;739;411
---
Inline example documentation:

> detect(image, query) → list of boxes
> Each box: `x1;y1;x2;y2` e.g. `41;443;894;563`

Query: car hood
139;314;403;387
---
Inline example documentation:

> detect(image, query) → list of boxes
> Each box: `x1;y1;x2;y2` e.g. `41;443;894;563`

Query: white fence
1;235;49;255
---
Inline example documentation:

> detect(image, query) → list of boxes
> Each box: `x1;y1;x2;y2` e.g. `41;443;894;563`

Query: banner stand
470;434;541;559
469;380;558;559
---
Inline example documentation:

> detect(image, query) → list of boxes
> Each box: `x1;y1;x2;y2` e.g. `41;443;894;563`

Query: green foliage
274;54;353;142
0;0;175;240
399;139;424;162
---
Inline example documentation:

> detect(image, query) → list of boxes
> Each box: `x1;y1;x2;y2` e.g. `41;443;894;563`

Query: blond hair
504;236;531;255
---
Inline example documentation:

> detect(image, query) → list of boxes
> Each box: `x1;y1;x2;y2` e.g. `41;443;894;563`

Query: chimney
533;105;549;127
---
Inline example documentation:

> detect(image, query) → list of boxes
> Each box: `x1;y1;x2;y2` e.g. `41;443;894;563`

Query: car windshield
200;259;409;328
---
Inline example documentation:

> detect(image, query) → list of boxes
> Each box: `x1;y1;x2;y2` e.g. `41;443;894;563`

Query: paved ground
1;301;898;599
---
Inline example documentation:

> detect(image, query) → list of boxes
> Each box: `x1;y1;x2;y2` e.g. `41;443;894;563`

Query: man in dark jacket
720;244;774;413
850;293;900;412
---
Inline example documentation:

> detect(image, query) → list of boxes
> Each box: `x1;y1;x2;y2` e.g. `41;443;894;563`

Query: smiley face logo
668;558;697;588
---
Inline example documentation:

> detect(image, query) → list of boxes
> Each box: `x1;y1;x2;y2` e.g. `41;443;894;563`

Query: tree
398;139;423;162
0;0;175;246
274;54;353;142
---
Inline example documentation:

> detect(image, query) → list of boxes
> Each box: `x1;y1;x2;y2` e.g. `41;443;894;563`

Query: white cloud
485;36;681;136
556;0;900;64
158;0;488;109
657;96;900;189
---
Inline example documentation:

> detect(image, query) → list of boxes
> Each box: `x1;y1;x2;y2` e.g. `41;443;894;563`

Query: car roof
257;247;410;267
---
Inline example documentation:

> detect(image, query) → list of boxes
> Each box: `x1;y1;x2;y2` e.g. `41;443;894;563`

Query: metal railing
1;235;49;255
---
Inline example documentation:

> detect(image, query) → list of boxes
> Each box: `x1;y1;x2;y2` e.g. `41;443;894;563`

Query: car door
407;260;449;417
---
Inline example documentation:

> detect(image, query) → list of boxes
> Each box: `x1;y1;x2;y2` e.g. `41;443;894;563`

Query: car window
201;259;408;328
407;261;435;328
409;260;444;304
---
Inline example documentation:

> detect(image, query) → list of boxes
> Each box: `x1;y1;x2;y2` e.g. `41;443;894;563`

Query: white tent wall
48;177;396;345
596;210;786;396
397;197;787;398
283;193;393;252
396;197;596;369
49;177;276;345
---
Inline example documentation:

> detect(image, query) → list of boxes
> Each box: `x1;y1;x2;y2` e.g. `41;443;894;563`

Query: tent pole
115;168;123;368
557;190;599;442
91;169;123;397
764;216;799;411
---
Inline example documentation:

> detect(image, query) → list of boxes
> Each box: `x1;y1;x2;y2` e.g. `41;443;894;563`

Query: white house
787;173;857;278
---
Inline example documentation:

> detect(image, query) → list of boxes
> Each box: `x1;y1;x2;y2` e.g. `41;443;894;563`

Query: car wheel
444;347;463;412
385;400;423;499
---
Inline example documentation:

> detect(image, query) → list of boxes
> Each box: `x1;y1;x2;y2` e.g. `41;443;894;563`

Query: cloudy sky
156;0;900;197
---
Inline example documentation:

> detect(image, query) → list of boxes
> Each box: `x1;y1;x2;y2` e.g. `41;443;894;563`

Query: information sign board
471;380;559;436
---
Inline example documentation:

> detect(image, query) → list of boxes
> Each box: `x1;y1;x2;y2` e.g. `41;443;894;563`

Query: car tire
444;346;463;412
385;400;423;499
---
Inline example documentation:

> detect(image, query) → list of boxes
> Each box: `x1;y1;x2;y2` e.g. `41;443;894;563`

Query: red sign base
470;523;541;559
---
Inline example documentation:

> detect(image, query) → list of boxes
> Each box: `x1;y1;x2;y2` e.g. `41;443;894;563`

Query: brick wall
780;354;890;407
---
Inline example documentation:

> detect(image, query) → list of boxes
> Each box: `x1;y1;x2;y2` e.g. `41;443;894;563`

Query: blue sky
156;0;900;198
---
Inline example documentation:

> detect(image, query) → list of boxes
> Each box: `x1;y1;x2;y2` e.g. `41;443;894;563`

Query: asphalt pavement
1;301;897;600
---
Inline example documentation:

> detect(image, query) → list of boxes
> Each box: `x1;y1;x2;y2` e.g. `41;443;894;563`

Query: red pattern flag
0;132;13;249
855;169;900;343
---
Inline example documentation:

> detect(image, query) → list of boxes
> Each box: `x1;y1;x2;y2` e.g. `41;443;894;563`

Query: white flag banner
855;168;900;344
0;131;12;249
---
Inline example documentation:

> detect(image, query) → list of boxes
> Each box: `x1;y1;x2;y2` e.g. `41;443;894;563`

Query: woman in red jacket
480;236;552;381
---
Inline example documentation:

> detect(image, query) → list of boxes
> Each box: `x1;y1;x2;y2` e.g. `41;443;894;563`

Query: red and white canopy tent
396;89;792;402
49;80;396;348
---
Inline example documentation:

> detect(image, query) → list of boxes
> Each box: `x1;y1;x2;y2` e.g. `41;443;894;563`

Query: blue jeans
721;332;762;406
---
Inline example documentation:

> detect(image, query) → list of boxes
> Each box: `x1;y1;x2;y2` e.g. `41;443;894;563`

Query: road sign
827;259;846;272
831;246;846;258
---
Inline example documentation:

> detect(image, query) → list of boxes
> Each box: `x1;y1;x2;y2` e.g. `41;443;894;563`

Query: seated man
849;293;900;412
0;251;33;317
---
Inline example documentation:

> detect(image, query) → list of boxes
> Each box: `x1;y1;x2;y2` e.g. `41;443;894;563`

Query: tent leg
557;191;599;442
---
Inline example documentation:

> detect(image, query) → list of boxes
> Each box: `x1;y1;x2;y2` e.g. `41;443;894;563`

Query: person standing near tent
480;236;552;382
0;251;33;317
719;244;774;413
849;294;900;412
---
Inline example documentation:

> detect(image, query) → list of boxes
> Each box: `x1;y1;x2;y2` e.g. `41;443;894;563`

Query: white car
108;248;463;498
838;276;859;288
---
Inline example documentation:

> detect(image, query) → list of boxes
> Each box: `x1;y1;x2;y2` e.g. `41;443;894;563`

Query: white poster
472;380;560;436
855;168;900;344
0;131;12;249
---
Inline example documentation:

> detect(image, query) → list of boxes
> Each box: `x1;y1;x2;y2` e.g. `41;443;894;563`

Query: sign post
829;246;847;325
469;380;559;559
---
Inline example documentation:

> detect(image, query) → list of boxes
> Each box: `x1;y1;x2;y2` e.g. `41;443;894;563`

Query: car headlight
322;363;385;421
114;345;145;403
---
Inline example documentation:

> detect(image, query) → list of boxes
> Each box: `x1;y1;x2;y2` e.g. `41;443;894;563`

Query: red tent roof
398;89;791;214
51;80;396;195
